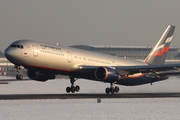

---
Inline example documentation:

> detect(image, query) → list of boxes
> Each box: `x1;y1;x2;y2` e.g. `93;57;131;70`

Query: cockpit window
17;45;21;48
10;44;24;49
11;45;16;47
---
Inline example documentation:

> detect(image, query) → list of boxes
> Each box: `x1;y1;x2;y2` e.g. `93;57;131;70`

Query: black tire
19;75;23;80
105;88;110;94
75;86;80;92
16;74;19;80
110;87;115;94
71;86;76;93
66;87;71;93
115;86;119;93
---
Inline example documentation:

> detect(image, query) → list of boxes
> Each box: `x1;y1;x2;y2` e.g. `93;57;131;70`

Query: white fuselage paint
15;40;146;70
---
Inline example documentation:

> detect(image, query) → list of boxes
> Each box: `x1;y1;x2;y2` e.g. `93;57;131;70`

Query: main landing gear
14;65;23;80
65;77;119;94
66;77;80;93
105;83;119;94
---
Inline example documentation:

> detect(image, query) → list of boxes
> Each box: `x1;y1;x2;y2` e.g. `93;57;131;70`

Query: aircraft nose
4;47;14;61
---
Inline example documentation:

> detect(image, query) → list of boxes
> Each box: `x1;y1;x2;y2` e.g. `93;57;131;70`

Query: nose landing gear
14;65;23;80
16;74;23;80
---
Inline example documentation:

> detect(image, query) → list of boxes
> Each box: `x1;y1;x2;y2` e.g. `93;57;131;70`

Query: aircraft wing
79;64;180;76
116;64;180;75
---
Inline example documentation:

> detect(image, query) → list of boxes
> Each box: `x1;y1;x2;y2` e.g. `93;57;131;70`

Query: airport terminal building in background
1;45;180;76
70;45;180;62
0;51;14;76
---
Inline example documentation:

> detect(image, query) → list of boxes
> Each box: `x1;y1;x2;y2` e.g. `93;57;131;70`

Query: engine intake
95;67;120;83
27;69;55;82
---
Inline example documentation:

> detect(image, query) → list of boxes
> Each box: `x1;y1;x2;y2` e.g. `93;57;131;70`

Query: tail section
143;25;175;65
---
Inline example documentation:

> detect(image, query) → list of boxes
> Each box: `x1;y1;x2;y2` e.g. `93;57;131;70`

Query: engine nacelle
27;69;55;82
95;67;120;83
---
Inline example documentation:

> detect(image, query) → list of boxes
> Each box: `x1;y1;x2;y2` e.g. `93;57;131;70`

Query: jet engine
95;67;120;83
27;69;55;82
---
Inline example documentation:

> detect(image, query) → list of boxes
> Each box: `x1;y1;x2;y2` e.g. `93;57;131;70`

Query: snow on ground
0;98;180;120
0;76;180;120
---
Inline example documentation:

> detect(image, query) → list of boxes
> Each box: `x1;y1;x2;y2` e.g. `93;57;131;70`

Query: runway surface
1;76;180;100
1;93;180;100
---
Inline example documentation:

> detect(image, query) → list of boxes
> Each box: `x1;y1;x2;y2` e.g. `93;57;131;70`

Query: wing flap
116;64;180;75
157;71;180;76
78;64;180;76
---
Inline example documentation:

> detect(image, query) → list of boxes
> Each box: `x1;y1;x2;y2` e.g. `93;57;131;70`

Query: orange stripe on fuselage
23;64;72;73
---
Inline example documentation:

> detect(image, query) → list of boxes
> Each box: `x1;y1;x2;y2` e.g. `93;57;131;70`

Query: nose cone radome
4;47;16;63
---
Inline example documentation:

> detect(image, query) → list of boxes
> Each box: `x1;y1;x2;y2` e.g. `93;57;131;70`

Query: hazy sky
0;0;180;52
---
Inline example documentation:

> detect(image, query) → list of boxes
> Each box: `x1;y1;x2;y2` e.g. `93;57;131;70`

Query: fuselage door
33;45;38;57
67;51;72;62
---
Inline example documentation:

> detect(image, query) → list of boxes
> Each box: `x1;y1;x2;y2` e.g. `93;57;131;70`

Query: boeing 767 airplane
4;25;180;94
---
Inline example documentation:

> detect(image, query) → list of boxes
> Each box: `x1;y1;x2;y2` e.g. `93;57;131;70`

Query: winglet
143;25;175;65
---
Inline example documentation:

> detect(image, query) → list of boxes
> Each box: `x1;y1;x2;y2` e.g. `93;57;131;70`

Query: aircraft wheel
66;87;71;93
115;86;119;93
110;87;115;94
75;85;80;92
16;74;19;80
105;88;110;94
19;75;23;80
16;74;23;80
71;86;76;93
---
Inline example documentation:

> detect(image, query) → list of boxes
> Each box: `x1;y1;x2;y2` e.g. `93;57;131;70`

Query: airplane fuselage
4;40;168;86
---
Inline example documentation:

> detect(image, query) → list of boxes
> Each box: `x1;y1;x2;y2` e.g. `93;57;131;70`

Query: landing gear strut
66;77;80;93
105;83;119;94
14;65;23;80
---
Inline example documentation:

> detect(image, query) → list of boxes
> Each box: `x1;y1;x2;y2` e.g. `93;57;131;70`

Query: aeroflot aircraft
4;25;180;94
